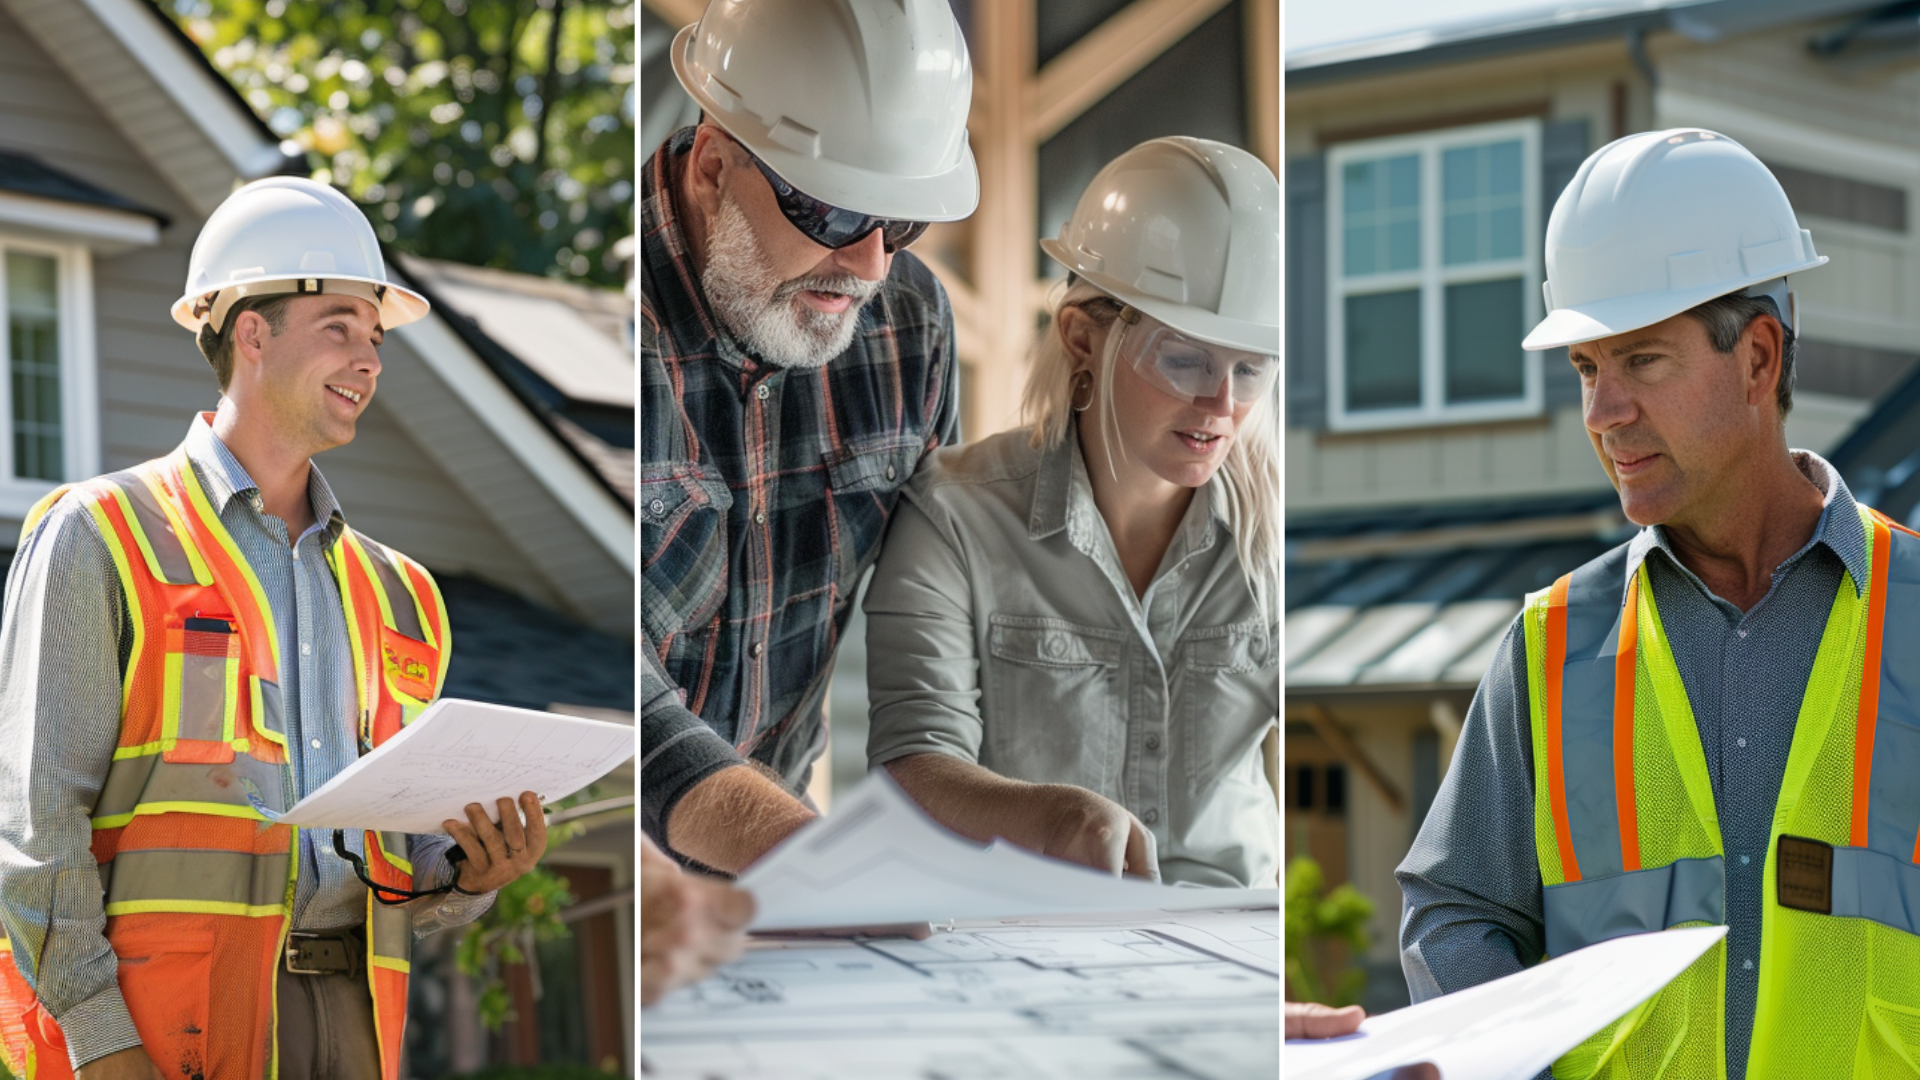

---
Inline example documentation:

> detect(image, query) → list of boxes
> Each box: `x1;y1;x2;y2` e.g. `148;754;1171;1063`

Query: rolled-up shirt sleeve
1396;617;1548;1002
0;499;144;1070
863;491;987;768
404;833;495;935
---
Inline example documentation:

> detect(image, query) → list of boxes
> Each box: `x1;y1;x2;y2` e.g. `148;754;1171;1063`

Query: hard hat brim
1522;255;1827;352
171;274;431;333
1043;242;1279;356
671;25;980;222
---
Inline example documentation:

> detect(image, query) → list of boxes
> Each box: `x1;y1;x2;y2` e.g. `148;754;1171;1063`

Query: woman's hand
1030;784;1160;880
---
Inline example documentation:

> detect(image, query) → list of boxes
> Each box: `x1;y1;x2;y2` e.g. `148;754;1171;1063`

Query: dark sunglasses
745;153;930;254
335;829;471;906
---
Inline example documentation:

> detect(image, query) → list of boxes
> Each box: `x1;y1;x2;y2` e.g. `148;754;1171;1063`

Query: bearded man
638;0;976;873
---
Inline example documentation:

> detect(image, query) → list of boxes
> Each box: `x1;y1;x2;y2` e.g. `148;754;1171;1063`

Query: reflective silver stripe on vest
96;753;289;821
361;539;425;642
1869;527;1920;865
255;676;287;739
177;627;233;743
1832;844;1920;936
101;848;291;910
1558;557;1628;879
370;896;413;963
106;470;197;585
1544;856;1726;957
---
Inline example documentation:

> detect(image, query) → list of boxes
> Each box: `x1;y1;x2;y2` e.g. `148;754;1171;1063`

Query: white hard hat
670;0;978;222
1523;128;1825;352
1041;137;1279;356
172;176;429;334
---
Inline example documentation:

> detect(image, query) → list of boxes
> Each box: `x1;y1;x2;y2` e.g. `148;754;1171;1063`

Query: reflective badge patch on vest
380;634;434;701
1777;834;1834;914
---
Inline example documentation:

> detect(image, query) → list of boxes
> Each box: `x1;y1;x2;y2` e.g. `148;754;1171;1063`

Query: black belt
284;927;364;978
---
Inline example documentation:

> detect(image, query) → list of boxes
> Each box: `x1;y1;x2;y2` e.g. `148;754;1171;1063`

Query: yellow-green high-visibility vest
1523;503;1920;1078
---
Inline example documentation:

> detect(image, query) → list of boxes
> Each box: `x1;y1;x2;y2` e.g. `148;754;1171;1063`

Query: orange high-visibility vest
0;442;450;1080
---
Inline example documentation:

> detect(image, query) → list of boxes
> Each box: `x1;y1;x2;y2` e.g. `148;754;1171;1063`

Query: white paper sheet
271;698;633;834
1284;925;1728;1080
642;908;1280;1080
738;772;1277;932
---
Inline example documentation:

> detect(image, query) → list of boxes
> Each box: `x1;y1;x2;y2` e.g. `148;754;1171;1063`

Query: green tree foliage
166;0;635;287
1284;855;1374;1007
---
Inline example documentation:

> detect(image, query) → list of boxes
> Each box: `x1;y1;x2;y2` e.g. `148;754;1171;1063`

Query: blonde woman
863;138;1280;887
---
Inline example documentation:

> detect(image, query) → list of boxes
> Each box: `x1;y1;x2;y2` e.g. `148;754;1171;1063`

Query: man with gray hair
639;0;977;874
1398;128;1920;1078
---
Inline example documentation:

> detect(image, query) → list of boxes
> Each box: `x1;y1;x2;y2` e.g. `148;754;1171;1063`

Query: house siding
0;5;579;622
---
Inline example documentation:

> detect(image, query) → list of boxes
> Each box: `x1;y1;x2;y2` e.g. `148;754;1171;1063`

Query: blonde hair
1021;279;1279;621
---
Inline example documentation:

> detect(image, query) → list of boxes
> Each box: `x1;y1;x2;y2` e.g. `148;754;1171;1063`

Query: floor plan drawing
641;908;1280;1080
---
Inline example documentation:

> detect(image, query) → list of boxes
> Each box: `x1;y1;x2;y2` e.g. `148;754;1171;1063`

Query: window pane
1442;138;1525;266
8;252;62;482
1445;277;1526;403
1343;153;1420;277
1345;289;1421;411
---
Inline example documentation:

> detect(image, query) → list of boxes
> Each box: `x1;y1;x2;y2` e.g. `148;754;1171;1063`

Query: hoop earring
1070;371;1095;413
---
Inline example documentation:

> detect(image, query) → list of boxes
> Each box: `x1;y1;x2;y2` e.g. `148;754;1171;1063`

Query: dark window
1325;765;1348;816
1293;765;1316;811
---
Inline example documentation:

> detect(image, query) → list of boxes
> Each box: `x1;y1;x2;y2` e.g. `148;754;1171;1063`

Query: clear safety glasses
1109;307;1278;407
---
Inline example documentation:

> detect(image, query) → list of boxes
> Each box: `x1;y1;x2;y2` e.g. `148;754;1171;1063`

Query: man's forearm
664;764;815;874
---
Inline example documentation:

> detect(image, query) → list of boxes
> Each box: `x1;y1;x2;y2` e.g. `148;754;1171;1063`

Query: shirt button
1738;629;1748;638
1737;737;1747;748
1743;959;1754;971
1741;855;1751;865
755;383;771;401
885;464;897;482
301;643;311;656
310;739;322;750
1143;808;1160;826
1145;734;1161;751
648;498;666;517
749;641;764;659
755;511;766;525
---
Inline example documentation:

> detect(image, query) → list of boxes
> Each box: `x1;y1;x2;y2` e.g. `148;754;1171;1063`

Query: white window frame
0;236;101;516
1327;118;1545;432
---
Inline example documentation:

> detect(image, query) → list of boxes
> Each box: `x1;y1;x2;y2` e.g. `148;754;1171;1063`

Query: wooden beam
1245;0;1279;174
969;0;1038;437
1031;0;1232;143
642;0;705;29
1299;703;1406;815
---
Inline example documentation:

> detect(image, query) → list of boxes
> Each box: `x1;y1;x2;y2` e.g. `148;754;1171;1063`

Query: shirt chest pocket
1175;620;1278;789
823;437;925;589
983;616;1129;790
640;463;734;642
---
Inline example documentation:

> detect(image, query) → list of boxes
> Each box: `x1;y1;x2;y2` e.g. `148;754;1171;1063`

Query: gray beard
699;195;880;369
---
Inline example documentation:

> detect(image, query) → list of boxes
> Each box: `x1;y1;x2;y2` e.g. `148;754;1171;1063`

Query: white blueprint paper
642;908;1280;1080
738;773;1278;932
273;698;633;834
1285;924;1727;1080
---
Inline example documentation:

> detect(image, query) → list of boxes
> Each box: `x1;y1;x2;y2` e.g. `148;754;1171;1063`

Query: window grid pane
7;252;62;482
1444;277;1526;404
1342;153;1420;277
1441;139;1524;267
1345;289;1422;411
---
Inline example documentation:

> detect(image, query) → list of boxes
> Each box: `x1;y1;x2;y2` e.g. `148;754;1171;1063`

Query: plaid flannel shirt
639;127;960;852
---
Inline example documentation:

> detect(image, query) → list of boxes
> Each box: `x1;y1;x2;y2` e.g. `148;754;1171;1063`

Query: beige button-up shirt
863;425;1279;887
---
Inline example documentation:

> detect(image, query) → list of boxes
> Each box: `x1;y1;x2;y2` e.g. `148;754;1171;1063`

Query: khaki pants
274;931;382;1080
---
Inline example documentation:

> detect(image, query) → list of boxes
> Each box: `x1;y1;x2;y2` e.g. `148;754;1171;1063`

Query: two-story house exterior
1285;0;1920;1011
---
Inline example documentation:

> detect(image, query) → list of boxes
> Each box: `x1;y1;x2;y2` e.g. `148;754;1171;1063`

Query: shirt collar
183;411;348;544
1621;448;1869;598
1027;418;1220;564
